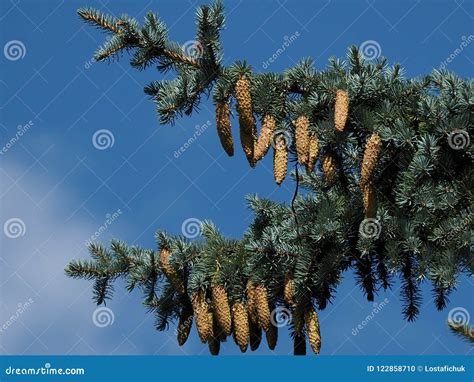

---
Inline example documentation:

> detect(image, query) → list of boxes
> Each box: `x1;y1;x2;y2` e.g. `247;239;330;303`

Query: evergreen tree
66;1;473;355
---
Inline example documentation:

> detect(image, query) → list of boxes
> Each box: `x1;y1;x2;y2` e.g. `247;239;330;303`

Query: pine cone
235;76;257;167
334;89;349;132
322;153;337;185
266;323;278;350
293;334;306;355
246;281;257;323
177;306;193;346
212;285;232;336
208;320;221;356
254;114;276;161
361;182;377;218
255;285;271;331
159;248;185;294
249;319;262;351
306;134;320;173
273;136;288;185
294;115;310;165
360;133;382;186
284;274;295;307
231;302;249;352
215;101;234;156
305;309;321;354
191;291;212;343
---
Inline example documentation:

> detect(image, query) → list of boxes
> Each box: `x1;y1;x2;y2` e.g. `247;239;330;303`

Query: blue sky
0;0;473;356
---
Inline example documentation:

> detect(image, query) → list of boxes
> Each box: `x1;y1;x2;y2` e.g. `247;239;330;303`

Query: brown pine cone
361;182;377;218
321;153;337;185
360;133;382;186
207;332;220;356
231;302;249;352
215;101;234;157
246;281;257;323
191;291;212;343
159;248;185;294
284;274;295;307
305;309;321;354
212;285;232;336
266;323;278;350
254;114;276;161
176;305;193;346
249;319;262;351
255;285;271;331
235;76;257;167
294;115;310;165
306;134;320;173
334;89;349;132
273;136;288;185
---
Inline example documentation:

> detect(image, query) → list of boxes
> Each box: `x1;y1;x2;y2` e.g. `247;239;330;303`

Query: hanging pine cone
212;285;232;336
305;309;321;354
266;323;278;350
334;89;349;132
293;334;306;355
361;182;377;218
284;274;295;307
207;335;220;355
321;153;337;185
360;133;382;186
306;134;320;173
208;320;221;355
294;115;310;165
235;75;257;167
191;291;212;343
177;305;193;346
254;114;276;161
273;135;288;185
207;333;220;356
159;248;185;294
255;285;271;331
249;319;262;351
246;281;257;323
231;302;249;352
215;101;234;157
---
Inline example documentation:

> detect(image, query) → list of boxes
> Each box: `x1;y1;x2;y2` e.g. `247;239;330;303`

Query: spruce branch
69;0;474;355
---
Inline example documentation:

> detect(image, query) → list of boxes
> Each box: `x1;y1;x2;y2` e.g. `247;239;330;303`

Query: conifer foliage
67;1;473;355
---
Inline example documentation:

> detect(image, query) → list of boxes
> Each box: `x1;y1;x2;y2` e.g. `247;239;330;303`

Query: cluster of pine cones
161;248;321;355
216;80;382;214
215;79;352;186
